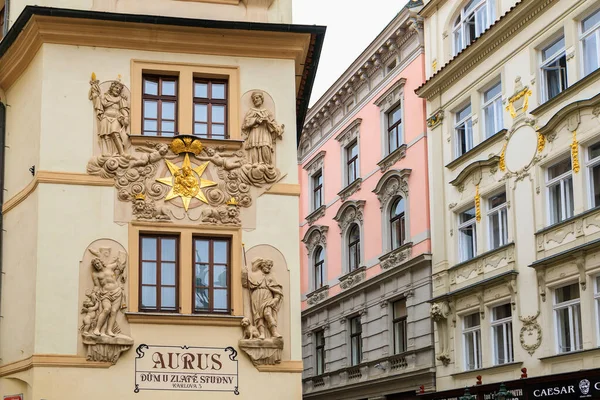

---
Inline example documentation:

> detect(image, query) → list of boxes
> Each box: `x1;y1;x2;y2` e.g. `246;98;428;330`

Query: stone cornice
449;156;500;188
416;0;556;100
536;92;600;138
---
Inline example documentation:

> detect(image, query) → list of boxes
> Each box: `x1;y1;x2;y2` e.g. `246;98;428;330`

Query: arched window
348;224;361;271
452;0;495;55
314;246;325;289
390;197;406;250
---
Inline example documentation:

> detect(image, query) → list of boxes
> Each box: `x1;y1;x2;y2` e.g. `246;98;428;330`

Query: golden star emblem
156;153;217;211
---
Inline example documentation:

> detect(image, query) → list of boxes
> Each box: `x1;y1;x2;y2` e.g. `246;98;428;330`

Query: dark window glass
346;141;359;184
350;316;362;366
315;330;326;375
348;224;361;271
387;104;402;153
393;300;407;354
314;247;325;290
390;197;406;250
313;171;323;210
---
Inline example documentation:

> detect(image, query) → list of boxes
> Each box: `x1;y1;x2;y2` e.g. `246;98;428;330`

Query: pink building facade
298;3;435;400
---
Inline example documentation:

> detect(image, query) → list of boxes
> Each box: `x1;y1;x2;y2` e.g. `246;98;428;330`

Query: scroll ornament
239;258;284;365
80;246;133;363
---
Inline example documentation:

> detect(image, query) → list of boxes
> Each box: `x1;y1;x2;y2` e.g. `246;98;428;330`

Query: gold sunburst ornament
156;153;217;211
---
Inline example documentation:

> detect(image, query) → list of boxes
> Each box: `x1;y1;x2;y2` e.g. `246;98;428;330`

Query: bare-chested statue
92;257;125;337
89;78;130;156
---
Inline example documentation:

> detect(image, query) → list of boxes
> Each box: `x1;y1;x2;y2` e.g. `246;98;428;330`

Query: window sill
446;129;507;170
306;205;326;225
450;361;522;377
377;144;407;172
129;134;244;151
306;285;330;307
538;347;600;361
125;312;243;326
338;178;362;202
379;242;413;270
449;242;514;271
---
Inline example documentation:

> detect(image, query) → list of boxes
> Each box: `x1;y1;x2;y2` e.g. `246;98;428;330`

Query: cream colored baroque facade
0;2;324;399
418;0;600;396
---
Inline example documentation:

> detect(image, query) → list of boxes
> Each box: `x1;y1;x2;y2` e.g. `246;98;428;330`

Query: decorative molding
303;150;326;176
449;156;500;187
373;168;411;208
0;355;111;378
377;144;407;172
335;118;362;148
306;285;330;306
374;78;407;107
379;242;413;270
333;200;366;233
126;313;243;326
519;311;542;355
255;361;304;373
302;225;329;255
427;109;444;128
306;205;326;226
265;183;302;197
337;178;362;202
339;266;367;290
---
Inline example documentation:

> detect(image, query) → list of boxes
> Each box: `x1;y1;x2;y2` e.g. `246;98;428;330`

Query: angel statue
89;74;130;156
241;91;284;166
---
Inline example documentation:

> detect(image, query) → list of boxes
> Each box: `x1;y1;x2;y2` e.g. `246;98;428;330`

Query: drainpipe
0;102;5;324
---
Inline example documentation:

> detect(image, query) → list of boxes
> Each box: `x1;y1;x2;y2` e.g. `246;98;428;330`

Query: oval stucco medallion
504;124;538;173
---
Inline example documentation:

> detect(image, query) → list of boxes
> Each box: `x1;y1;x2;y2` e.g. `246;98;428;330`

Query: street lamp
459;387;476;400
493;383;517;400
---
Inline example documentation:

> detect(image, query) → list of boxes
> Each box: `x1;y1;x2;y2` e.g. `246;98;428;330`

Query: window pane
144;120;158;133
548;159;571;179
457;104;472;121
583;34;599;76
348;142;358;158
161;121;175;134
549;183;562;223
162;80;176;96
141;286;157;308
214;265;228;288
493;304;511;320
556;283;580;303
161;287;176;309
393;300;407;319
460;207;476;223
565;177;574;219
214;289;228;311
389;128;398;152
212;83;226;99
142;262;156;285
212;124;225;136
212;105;225;123
144;101;158;119
464;313;480;328
543;37;565;60
161;238;176;261
484;103;496;137
589;142;600;160
591;164;600;207
195;264;209;287
161;263;176;286
194;82;208;98
489;192;506;208
484;82;501;102
214;241;228;264
489;212;501;249
194;123;208;135
144;79;158;95
351;317;361;333
142;238;157;260
583;9;600;32
195;104;208;122
195;240;209;262
195;288;209;310
556;307;571;352
161;102;175;120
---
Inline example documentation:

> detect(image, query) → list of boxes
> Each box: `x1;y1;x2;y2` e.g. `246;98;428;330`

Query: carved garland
519;311;542;355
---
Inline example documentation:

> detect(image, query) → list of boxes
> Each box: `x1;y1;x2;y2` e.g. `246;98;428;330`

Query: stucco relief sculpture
89;73;130;156
519;311;542;355
239;258;284;365
242;91;284;166
80;243;133;364
430;301;451;366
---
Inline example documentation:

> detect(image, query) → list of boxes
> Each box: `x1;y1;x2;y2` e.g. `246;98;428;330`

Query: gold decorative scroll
505;87;532;119
475;185;481;222
537;132;545;154
572;130;580;174
499;142;507;172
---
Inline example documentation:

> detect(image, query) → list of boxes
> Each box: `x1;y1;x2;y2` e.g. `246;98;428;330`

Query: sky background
292;0;408;107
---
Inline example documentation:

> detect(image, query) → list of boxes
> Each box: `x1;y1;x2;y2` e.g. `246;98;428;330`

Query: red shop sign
4;395;23;400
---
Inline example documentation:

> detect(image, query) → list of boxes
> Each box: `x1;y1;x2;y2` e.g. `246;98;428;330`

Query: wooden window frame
193;79;229;139
142;74;179;136
390;197;406;250
315;329;326;375
350;316;362;366
392;299;407;354
387;104;402;154
312;171;323;210
348;224;361;272
346;141;359;185
139;234;180;313
314;246;324;290
193;236;232;314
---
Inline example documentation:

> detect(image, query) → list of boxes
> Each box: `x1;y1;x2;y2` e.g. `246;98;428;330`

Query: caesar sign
134;344;239;395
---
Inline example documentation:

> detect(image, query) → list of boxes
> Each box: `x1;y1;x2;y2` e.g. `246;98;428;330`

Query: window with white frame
595;276;600;345
554;283;582;353
452;0;496;56
387;104;403;154
393;299;408;354
458;206;477;262
463;312;482;370
488;192;508;250
455;103;473;157
346;141;359;185
547;158;574;225
587;142;600;208
312;171;323;210
581;8;600;77
541;36;567;102
482;81;503;138
491;303;513;365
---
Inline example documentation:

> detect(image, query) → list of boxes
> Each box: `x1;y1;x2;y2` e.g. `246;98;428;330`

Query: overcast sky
292;0;408;107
